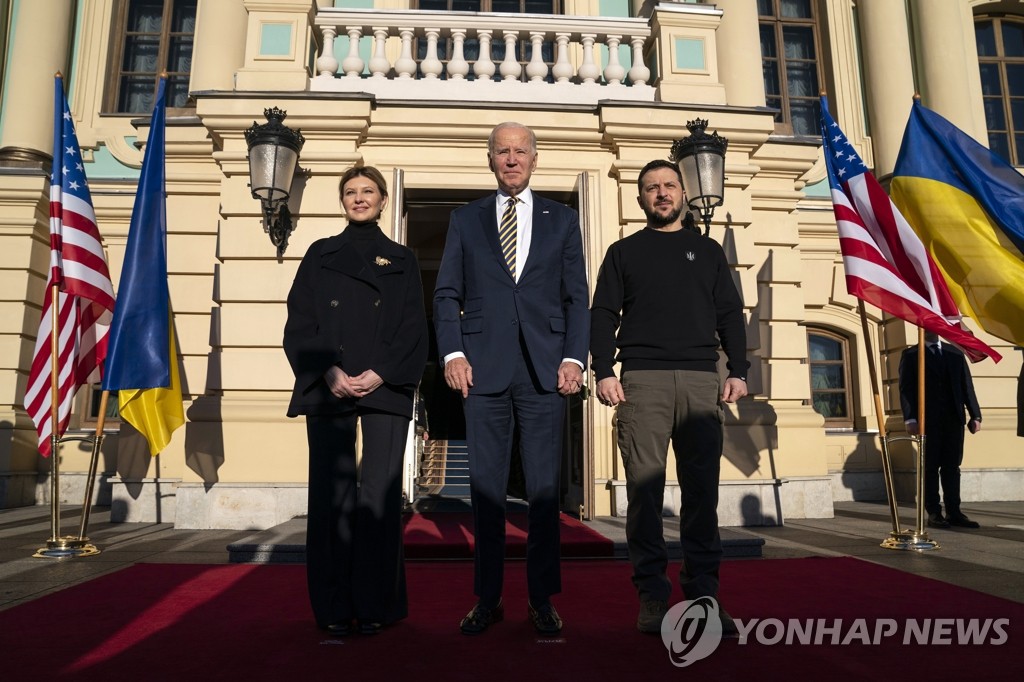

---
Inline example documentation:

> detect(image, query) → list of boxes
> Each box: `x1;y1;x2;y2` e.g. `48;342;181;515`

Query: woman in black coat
284;166;428;636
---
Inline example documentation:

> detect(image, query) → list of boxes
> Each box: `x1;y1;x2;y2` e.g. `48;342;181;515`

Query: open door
560;171;596;520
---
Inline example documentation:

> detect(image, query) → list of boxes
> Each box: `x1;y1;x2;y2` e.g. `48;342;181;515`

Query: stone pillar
715;0;765;108
857;0;915;176
0;0;74;169
191;0;249;93
650;2;726;104
911;0;987;141
235;0;319;91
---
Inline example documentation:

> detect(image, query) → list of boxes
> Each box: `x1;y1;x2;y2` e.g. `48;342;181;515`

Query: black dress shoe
358;621;383;635
460;601;504;635
947;513;980;529
528;602;563;636
324;622;351;637
927;512;950;529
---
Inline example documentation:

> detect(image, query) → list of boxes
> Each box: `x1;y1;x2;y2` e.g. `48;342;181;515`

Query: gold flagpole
34;286;100;558
878;323;938;551
74;391;110;551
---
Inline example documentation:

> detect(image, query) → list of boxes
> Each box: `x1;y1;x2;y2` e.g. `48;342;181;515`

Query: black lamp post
245;107;305;256
670;119;728;237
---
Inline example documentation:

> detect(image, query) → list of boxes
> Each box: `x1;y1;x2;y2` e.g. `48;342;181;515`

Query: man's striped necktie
499;196;518;278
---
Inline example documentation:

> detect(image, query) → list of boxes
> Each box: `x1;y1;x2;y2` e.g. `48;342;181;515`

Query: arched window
807;329;854;428
976;15;1024;165
758;0;823;136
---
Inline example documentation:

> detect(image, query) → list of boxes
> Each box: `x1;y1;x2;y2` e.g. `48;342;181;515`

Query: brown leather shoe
460;600;504;635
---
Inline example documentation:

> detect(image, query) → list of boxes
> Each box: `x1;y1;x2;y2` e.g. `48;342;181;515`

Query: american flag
819;96;999;363
23;77;116;456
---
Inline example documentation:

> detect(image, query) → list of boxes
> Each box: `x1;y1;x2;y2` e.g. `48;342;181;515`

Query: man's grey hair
488;122;537;154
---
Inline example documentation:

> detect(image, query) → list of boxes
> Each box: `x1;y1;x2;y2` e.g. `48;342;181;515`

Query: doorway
398;181;590;518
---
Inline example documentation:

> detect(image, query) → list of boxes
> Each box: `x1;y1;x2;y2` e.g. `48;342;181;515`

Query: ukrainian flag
891;99;1024;347
101;77;184;455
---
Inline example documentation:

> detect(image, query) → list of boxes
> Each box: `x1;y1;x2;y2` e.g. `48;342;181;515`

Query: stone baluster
525;32;548;82
341;27;365;77
603;35;626;85
395;28;417;79
474;30;496;81
421;28;443;78
448;29;470;79
628;36;651;86
499;30;522;81
369;28;391;78
552;33;573;83
578;34;600;84
316;26;339;77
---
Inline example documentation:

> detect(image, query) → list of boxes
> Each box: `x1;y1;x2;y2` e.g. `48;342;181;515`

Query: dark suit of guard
284;226;427;628
898;342;981;519
433;192;589;610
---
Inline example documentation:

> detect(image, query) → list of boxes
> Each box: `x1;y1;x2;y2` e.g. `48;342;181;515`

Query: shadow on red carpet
2;557;1021;681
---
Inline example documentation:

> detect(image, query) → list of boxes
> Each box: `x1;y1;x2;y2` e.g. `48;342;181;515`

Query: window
807;329;854;428
976;15;1024;165
107;0;197;113
759;0;823;136
76;386;120;429
412;1;562;81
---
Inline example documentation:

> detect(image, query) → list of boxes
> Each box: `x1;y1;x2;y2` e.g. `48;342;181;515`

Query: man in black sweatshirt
590;159;749;635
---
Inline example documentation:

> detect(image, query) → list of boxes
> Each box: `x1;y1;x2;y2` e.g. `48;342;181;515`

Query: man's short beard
643;205;682;227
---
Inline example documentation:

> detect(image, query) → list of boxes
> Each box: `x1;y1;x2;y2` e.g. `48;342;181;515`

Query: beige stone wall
1;0;1021;525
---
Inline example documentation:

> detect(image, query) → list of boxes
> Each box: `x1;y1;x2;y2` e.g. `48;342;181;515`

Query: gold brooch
374;256;391;266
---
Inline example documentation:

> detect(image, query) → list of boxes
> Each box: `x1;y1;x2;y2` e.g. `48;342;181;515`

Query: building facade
0;0;1020;529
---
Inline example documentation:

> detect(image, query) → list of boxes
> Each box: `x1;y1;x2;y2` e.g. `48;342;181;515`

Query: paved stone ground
1;500;1021;612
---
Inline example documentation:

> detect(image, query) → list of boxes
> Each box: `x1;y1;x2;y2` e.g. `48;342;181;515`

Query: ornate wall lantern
245;107;305;256
670;119;728;237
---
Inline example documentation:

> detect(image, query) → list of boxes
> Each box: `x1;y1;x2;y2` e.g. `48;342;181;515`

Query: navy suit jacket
433;192;589;394
898;344;981;427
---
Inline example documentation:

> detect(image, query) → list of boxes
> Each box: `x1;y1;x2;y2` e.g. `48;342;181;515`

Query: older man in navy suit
434;122;589;636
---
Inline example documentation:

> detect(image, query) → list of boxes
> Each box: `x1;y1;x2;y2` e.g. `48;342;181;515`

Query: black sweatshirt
590;227;749;381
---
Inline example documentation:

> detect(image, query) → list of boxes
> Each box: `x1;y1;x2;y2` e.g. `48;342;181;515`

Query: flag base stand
33;537;100;559
881;531;940;553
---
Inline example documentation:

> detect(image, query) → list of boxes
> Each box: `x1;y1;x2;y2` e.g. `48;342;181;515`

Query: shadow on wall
740;493;778;526
183;305;225;489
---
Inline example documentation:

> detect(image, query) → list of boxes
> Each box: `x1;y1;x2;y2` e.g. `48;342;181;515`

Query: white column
448;29;470;79
341;27;365;78
627;36;651;86
604;35;626;85
0;0;75;165
858;0;916;176
191;0;248;92
499;31;522;81
714;0;765;107
911;0;987;141
552;33;573;83
369;28;392;78
421;29;444;79
316;27;340;77
526;33;548;82
395;29;417;79
474;30;496;81
578;34;600;84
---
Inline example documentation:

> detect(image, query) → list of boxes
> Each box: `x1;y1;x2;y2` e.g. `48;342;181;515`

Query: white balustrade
311;8;654;103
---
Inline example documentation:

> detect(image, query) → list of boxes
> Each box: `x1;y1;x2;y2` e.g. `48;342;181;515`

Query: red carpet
403;511;614;558
2;557;1021;681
